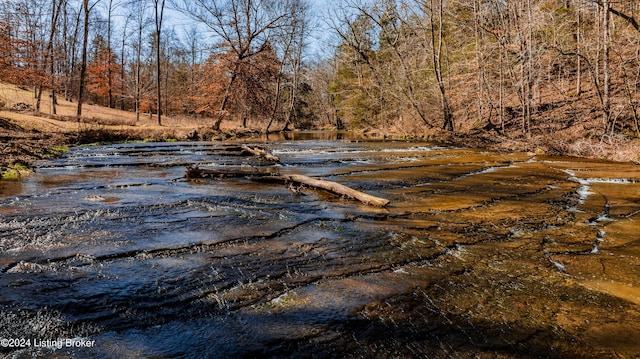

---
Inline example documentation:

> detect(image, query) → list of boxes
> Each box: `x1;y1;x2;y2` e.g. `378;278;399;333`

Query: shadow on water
80;313;580;359
0;181;23;201
1;133;640;358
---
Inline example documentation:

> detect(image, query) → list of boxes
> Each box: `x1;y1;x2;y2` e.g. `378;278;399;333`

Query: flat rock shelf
1;136;639;358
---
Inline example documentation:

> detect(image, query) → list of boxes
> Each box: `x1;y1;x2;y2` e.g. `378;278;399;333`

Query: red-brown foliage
0;21;45;87
193;42;280;122
87;37;122;105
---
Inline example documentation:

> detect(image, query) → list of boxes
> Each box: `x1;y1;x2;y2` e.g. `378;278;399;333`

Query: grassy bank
0;82;264;179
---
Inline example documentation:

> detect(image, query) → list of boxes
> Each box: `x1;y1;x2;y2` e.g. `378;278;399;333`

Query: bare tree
353;0;432;128
576;1;582;97
473;0;484;124
326;3;385;128
130;0;150;122
264;0;309;133
153;0;165;125
61;2;83;102
593;0;640;32
525;0;534;134
602;0;611;131
427;0;453;131
185;25;202;97
104;0;121;108
264;10;296;133
77;0;101;118
282;7;307;131
120;13;131;110
36;0;64;115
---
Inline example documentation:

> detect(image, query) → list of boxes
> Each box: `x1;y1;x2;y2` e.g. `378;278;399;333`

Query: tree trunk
473;0;484;124
121;15;129;111
525;0;533;135
154;0;165;126
265;74;282;133
107;0;114;109
135;10;143;122
284;174;390;207
64;5;82;103
213;65;239;131
431;0;454;132
576;3;582;97
36;0;63;115
62;5;70;102
602;0;611;131
499;41;505;132
51;43;58;116
77;0;90;119
283;26;305;132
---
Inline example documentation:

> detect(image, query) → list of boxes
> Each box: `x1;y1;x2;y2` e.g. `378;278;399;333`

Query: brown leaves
87;38;122;101
193;44;281;121
0;21;46;88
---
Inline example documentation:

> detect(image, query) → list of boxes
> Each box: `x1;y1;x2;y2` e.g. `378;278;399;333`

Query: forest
1;0;640;160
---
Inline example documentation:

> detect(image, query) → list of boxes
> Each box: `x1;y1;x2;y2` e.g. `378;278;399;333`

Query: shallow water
1;134;639;358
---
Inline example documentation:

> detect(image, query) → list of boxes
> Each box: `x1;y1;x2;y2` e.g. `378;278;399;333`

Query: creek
1;132;639;358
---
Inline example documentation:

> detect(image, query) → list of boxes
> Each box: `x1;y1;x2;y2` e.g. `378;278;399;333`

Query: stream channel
1;132;640;358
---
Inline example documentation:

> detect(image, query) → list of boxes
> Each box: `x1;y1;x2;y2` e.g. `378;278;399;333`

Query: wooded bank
2;1;640;162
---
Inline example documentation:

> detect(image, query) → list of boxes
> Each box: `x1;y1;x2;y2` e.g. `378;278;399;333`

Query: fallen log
240;145;280;162
282;174;390;207
186;165;390;207
186;164;278;179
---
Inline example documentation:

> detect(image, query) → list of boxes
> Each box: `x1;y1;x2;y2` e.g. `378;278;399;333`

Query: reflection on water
0;180;24;199
263;130;354;141
1;132;639;358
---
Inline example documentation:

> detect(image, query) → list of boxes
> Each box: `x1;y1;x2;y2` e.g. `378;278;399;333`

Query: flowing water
1;133;639;358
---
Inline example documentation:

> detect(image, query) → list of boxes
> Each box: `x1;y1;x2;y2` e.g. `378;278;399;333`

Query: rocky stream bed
0;134;639;358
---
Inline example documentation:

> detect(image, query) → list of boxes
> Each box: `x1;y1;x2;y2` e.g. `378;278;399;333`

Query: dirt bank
0;112;244;179
0;117;69;178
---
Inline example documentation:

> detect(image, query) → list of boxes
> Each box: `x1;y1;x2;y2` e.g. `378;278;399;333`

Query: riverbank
2;89;640;180
0;117;68;179
0;112;261;179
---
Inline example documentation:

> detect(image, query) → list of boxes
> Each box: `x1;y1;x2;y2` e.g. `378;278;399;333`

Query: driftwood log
283;174;389;207
186;165;389;207
240;145;280;162
185;165;278;179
